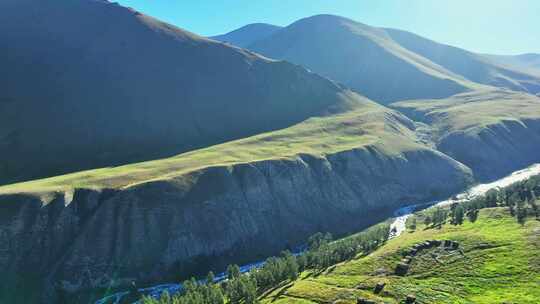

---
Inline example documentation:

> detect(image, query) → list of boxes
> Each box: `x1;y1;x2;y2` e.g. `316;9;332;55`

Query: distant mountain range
484;53;540;75
213;15;540;104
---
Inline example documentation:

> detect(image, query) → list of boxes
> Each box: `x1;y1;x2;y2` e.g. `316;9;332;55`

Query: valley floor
261;208;540;304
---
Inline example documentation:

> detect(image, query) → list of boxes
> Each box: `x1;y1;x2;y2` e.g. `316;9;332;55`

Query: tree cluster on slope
142;224;390;304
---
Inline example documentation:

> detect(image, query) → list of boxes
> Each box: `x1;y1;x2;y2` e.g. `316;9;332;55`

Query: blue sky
117;0;539;55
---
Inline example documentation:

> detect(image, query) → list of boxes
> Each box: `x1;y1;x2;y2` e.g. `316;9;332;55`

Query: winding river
390;163;540;238
97;163;540;304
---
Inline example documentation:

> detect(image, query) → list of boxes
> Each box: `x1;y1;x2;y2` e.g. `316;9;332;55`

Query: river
97;163;540;303
389;163;540;238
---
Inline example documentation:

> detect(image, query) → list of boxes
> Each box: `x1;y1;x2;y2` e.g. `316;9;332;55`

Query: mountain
248;15;540;103
0;92;475;303
3;6;540;304
392;89;540;180
249;15;475;104
0;2;351;185
385;29;540;93
0;2;475;303
483;53;540;75
210;23;282;47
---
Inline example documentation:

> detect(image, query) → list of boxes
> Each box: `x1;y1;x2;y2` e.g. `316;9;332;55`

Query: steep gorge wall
438;118;540;181
0;146;471;303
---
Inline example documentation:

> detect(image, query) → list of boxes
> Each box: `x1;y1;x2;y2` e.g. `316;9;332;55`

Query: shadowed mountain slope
210;23;282;48
0;1;355;185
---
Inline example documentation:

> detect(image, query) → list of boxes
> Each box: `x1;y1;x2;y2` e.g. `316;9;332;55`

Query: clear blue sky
117;0;539;55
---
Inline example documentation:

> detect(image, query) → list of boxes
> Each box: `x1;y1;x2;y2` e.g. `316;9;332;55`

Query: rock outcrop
0;146;471;303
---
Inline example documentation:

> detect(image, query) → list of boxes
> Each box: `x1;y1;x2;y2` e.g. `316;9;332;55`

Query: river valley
97;163;540;304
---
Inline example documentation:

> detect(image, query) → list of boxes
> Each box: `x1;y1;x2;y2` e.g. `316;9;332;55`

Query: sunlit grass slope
392;89;540;135
0;96;423;196
262;208;540;304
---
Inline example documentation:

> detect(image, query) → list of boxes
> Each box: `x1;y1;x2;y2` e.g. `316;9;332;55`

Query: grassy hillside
392;89;540;133
249;15;478;104
0;97;424;197
0;96;475;304
261;207;540;304
0;1;353;185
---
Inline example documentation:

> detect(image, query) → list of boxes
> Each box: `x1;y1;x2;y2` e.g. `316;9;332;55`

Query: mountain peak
210;23;282;47
288;14;368;29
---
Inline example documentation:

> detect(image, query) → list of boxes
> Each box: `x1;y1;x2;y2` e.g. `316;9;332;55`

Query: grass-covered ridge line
0;98;421;196
392;89;540;134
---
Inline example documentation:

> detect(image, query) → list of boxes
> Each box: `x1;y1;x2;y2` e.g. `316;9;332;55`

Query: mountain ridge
239;14;540;103
248;14;479;104
0;1;355;185
210;23;282;47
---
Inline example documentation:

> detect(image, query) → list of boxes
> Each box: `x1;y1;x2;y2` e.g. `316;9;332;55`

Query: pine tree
207;271;216;285
453;205;465;225
423;215;432;227
467;209;479;223
307;232;324;250
516;202;527;226
296;254;307;272
245;277;259;304
432;207;447;228
227;264;241;280
531;191;539;219
485;189;499;207
207;284;225;304
406;216;417;231
284;253;299;280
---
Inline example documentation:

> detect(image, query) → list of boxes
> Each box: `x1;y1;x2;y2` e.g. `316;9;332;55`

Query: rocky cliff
0;145;471;303
392;90;540;181
438;118;540;180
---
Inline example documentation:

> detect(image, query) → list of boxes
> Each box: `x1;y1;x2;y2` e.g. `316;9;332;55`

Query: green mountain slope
261;208;540;304
0;94;429;195
2;5;540;303
0;94;475;303
0;1;351;185
249;15;477;104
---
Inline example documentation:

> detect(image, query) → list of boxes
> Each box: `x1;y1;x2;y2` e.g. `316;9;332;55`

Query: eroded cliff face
0;146;471;303
438;119;540;181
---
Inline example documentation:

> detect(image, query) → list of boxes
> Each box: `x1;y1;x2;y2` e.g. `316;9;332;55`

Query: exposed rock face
0;146;471;303
439;119;540;181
